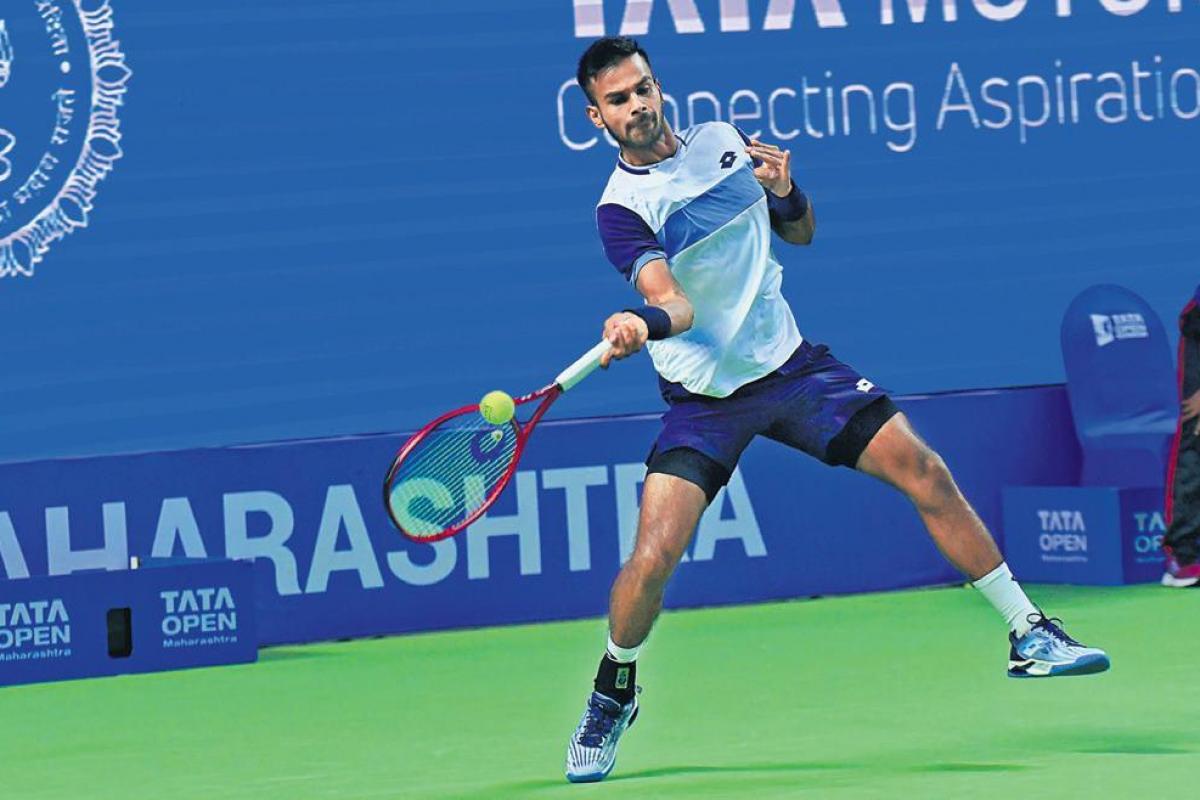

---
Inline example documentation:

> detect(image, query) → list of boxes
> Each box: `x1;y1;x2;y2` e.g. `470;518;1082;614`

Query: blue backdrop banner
0;1;1195;463
0;386;1078;645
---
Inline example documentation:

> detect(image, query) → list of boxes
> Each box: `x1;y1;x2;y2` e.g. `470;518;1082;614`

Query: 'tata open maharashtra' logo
0;1;130;277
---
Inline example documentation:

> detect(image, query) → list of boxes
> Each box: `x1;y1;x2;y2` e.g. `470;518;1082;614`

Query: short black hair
576;37;653;104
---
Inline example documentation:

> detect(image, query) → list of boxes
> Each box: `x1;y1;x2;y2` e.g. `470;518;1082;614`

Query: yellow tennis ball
479;390;515;425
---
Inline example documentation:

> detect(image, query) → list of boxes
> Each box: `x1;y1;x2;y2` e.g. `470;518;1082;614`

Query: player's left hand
746;139;793;198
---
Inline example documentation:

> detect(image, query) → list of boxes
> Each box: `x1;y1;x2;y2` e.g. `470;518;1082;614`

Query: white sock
606;634;641;663
972;562;1039;637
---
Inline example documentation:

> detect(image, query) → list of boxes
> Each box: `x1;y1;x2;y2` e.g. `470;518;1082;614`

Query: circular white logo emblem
0;1;130;277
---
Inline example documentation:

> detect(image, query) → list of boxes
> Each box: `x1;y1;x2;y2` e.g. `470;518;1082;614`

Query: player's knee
629;543;681;585
905;447;957;508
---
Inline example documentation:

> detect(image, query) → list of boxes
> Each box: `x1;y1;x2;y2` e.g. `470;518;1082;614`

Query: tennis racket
383;340;612;543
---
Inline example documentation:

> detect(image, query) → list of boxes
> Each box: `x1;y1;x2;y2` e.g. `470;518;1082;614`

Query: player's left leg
855;413;1002;580
856;412;1110;677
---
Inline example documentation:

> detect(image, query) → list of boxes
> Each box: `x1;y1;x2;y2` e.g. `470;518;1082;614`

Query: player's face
586;55;664;150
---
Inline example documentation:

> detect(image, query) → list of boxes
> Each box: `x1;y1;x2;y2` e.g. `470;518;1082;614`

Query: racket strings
388;413;518;538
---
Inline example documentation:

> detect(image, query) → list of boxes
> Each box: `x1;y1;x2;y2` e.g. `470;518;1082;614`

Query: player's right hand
600;312;649;368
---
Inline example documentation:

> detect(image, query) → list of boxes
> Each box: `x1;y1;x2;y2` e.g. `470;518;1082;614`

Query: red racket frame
382;383;562;543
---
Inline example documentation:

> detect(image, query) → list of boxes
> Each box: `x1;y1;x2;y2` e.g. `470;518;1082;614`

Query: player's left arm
746;139;815;246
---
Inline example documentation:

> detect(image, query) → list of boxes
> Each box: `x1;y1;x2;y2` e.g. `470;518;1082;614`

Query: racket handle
555;340;612;392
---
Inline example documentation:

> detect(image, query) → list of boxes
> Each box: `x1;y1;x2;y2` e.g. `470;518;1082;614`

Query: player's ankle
594;653;637;704
972;561;1038;637
606;634;642;663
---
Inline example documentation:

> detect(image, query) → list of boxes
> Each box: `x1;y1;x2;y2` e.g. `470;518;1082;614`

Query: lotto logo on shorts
856;379;874;393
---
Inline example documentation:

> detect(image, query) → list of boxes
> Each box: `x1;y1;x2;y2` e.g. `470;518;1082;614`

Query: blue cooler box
1002;486;1165;585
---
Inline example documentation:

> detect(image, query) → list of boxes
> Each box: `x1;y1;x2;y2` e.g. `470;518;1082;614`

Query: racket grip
555;340;612;392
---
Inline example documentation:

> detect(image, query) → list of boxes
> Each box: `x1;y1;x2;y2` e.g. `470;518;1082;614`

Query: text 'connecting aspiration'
558;57;1199;153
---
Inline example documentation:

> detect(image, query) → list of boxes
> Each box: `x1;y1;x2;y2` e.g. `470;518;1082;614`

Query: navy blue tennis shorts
646;341;898;498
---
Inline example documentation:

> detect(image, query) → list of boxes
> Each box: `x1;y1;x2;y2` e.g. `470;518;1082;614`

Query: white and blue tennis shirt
596;121;803;399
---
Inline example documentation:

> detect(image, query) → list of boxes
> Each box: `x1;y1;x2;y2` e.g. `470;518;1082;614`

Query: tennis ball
479;390;515;425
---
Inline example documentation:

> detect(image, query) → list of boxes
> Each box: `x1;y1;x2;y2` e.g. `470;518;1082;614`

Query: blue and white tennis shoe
564;690;640;783
1008;614;1110;678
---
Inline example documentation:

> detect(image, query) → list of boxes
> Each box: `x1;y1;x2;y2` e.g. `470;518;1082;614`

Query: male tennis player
564;37;1110;783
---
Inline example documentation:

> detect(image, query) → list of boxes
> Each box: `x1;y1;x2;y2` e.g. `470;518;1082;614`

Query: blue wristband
767;182;809;223
623;306;672;340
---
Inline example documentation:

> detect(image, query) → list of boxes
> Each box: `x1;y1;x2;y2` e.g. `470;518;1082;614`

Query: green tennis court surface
3;584;1194;799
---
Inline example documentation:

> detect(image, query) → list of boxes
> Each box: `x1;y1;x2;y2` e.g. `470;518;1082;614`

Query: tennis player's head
577;37;667;150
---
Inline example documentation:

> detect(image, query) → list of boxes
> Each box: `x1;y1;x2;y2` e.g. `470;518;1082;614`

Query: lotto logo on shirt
1090;313;1149;347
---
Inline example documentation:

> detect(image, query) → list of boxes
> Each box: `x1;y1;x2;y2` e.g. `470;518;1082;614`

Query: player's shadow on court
1065;732;1192;756
1010;727;1194;757
909;762;1030;773
610;761;1032;783
499;760;1031;793
496;762;852;793
605;761;854;782
257;646;337;663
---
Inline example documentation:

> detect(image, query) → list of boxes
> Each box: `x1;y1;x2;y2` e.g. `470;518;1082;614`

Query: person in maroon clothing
1163;283;1200;587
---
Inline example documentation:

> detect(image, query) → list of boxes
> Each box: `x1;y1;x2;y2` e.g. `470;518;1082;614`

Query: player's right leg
564;459;715;783
855;412;1109;677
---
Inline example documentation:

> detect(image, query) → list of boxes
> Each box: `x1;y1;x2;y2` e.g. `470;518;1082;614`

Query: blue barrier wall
0;385;1078;645
0;1;1195;463
0;560;256;686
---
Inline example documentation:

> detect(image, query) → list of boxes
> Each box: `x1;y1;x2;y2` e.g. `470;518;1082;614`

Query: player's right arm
595;201;693;366
600;259;693;367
